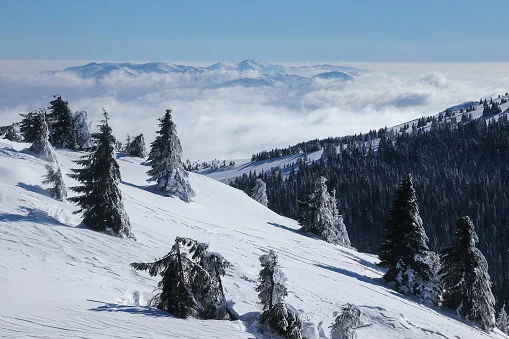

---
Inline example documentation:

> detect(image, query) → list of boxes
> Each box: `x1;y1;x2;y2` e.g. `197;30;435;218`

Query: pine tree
298;176;351;246
146;109;194;202
73;110;93;150
257;250;288;310
497;303;509;334
126;134;147;158
43;164;67;201
20;110;44;143
131;237;230;319
378;174;439;305
256;250;302;339
47;95;77;149
251;178;268;206
329;303;362;339
69;109;134;239
4;123;22;142
439;216;495;331
29;109;57;163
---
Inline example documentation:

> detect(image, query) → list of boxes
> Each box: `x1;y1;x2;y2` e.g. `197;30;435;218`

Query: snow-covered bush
260;302;302;339
329;303;361;339
251;178;268;206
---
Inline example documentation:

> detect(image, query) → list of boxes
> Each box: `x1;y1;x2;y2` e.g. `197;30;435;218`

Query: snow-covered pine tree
256;250;302;339
251;178;268;206
47;95;77;149
29;109;57;163
126;134;147;158
329;303;362;339
43;164;67;201
73;110;93;150
297;176;351;246
497;303;509;334
146;109;194;202
68;109;134;239
130;237;230;319
257;250;288;310
439;216;495;331
330;189;351;247
20;110;44;143
378;174;439;306
4;123;22;142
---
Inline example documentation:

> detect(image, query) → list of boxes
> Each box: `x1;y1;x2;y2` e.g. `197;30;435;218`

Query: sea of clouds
0;61;508;160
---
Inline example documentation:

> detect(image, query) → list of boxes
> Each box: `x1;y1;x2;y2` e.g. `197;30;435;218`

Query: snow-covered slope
0;140;506;338
198;94;509;184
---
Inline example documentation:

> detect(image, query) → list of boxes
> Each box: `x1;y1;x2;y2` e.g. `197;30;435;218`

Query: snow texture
0;138;507;338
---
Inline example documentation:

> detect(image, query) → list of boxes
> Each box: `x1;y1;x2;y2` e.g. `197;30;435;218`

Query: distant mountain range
45;60;367;89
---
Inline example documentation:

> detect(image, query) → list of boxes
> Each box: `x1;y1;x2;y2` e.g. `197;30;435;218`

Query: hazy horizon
1;60;508;160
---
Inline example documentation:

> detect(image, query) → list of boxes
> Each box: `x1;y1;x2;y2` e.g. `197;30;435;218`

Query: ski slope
0;139;507;339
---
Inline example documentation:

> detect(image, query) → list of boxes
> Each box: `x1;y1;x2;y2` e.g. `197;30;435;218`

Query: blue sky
1;0;508;62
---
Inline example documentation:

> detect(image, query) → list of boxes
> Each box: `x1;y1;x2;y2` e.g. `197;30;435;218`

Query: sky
1;0;509;62
1;1;508;160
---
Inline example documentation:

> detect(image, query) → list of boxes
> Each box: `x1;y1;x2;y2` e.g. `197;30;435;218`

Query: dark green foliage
256;250;301;339
20;110;45;143
378;174;438;304
4;123;22;142
131;237;230;319
43;164;67;201
47;95;77;149
259;302;302;339
125;133;147;158
439;216;495;331
231;115;509;306
146;109;194;202
69;109;134;239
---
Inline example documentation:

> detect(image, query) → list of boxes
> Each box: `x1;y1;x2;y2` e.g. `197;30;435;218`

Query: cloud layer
0;62;508;160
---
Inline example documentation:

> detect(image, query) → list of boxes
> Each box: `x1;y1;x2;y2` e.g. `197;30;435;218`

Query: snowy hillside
0;139;506;338
198;94;509;183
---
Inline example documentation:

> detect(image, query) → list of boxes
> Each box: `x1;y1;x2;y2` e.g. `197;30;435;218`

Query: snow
0;139;507;338
197;150;324;183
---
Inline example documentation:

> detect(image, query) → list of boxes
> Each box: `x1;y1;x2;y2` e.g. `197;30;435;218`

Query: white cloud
0;62;507;160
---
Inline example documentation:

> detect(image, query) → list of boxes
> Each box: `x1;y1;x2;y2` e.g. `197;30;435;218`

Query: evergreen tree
439;216;495;331
146;109;194;202
257;250;288;310
256;250;302;339
131;237;230;319
496;303;509;334
298;177;351;246
329;303;362;339
4;123;22;142
29;109;57;163
73;110;93;149
47;95;77;149
20;110;45;143
251;178;268;206
69;109;134;239
378;174;439;305
126;133;147;158
43;164;67;201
